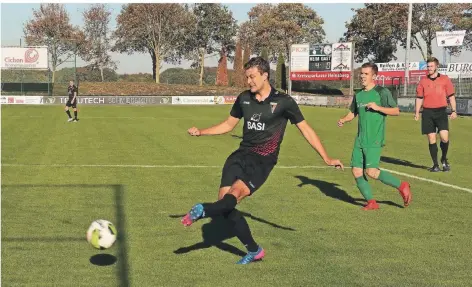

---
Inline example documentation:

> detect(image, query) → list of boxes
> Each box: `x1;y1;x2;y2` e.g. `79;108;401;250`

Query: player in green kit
338;62;412;210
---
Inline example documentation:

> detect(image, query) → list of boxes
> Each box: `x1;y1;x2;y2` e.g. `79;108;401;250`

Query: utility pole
403;2;413;98
350;42;355;96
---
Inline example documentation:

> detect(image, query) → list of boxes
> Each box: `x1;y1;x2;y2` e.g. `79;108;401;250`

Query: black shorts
220;149;275;194
66;100;77;108
421;107;448;135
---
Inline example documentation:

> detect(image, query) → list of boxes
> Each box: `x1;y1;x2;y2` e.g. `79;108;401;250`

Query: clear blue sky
1;3;470;74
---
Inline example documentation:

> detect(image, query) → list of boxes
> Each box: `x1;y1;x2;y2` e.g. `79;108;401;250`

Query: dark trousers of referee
421;107;451;168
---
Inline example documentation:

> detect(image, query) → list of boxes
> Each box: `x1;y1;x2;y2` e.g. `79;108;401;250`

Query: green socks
356;170;402;201
355;176;373;200
378;170;401;189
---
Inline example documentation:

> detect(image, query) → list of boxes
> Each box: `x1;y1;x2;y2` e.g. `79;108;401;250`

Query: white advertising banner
290;44;310;72
445;63;472;78
172;96;215;105
436;30;466;47
1;95;43;105
377;62;420;71
24;96;43;104
331;42;352;71
297;95;328;106
312;96;328;106
1;95;23;104
1;47;48;69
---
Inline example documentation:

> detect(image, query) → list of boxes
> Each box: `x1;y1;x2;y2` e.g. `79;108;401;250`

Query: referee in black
65;80;79;122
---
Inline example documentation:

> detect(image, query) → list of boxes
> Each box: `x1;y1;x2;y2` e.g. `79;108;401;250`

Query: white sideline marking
5;116;210;120
1;163;332;169
381;168;472;194
3;163;471;194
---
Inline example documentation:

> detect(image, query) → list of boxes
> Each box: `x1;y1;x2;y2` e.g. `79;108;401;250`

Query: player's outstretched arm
296;120;344;170
338;112;355;127
339;95;358;127
188;116;240;136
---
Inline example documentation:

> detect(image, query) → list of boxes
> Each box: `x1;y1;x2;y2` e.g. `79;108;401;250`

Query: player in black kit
182;57;344;264
65;80;78;122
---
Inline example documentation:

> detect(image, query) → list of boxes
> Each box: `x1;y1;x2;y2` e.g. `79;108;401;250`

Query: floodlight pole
288;46;292;96
403;2;413;98
74;43;78;85
350;41;355;96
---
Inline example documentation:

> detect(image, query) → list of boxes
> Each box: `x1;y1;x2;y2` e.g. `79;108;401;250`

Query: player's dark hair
427;57;439;66
361;62;378;75
244;56;270;80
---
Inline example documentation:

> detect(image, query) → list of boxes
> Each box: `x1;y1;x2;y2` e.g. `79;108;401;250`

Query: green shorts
350;146;382;169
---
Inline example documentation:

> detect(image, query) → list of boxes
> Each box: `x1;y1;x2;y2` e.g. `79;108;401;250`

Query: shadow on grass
90;254;117;266
170;210;295;256
380;156;429;170
294;176;404;209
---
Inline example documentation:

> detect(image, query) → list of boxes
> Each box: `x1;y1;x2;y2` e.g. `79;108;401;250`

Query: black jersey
68;85;77;100
230;87;304;163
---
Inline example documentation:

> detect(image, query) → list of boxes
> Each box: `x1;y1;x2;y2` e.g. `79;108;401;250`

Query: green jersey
349;86;397;148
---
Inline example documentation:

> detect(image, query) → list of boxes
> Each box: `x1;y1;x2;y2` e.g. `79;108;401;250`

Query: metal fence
363;72;472;99
398;74;472;98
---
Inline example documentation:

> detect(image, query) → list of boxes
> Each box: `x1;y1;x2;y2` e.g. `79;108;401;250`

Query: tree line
23;3;323;89
343;3;472;63
23;3;471;87
1;66;282;87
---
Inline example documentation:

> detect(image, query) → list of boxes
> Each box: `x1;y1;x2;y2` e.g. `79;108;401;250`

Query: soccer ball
86;219;117;249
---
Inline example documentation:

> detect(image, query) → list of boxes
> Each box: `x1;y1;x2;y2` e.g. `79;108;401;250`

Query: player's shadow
173;216;245;256
380;156;429;170
231;134;243;140
170;211;295;256
294;176;404;209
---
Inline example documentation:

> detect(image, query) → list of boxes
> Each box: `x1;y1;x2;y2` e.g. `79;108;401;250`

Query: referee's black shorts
421;107;448;135
220;149;275;194
65;99;77;108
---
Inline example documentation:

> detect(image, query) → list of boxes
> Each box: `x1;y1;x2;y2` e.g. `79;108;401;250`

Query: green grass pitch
2;104;471;286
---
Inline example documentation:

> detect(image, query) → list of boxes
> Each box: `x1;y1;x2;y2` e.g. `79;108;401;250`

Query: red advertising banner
376;70;428;85
290;71;351;81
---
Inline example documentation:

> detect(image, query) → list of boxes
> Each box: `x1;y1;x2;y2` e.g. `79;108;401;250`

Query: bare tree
24;3;84;83
81;4;116;82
